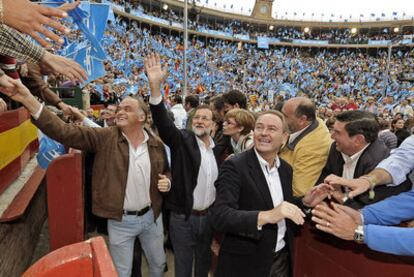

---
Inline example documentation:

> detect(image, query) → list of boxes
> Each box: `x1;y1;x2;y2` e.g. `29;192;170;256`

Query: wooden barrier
294;223;414;277
0;107;38;195
22;236;117;277
0;107;47;276
46;152;84;251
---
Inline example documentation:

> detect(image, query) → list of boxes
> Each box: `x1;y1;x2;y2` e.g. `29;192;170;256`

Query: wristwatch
353;225;365;244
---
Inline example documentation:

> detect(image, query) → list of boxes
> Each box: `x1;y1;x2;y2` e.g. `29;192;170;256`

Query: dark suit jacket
210;149;297;277
316;139;412;209
150;101;220;217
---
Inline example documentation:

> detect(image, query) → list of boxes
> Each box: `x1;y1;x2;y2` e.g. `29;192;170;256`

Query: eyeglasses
223;120;237;126
193;115;212;121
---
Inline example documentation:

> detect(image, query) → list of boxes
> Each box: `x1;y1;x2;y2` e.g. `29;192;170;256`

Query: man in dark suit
145;53;220;277
317;111;411;209
210;110;309;277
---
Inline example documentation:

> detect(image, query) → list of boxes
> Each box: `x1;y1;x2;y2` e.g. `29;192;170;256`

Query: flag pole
183;0;188;99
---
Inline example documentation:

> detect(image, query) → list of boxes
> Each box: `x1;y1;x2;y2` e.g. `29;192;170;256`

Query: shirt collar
288;122;311;145
254;148;280;170
196;135;215;150
122;129;149;146
341;143;370;164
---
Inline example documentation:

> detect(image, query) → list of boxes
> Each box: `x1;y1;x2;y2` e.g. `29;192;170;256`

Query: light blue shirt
376;135;414;186
362;189;414;256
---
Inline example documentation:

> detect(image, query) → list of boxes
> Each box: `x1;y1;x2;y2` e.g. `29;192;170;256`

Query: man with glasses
145;53;220;277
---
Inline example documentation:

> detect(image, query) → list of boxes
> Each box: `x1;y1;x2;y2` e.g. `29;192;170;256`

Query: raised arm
0;80;107;152
145;53;182;149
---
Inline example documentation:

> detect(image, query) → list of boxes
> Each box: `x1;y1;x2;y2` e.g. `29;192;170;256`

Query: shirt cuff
83;117;101;128
32;103;44;120
376;162;404;187
149;95;163;105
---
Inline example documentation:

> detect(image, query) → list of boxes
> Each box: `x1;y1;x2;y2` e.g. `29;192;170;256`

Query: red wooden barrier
46;152;84;251
0;107;38;195
22;236;117;277
294;223;414;277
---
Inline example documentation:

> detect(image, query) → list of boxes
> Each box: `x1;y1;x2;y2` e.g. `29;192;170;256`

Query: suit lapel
247;149;274;209
278;161;291;201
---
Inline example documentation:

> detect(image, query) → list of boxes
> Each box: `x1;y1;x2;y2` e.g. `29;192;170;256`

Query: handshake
302;174;375;208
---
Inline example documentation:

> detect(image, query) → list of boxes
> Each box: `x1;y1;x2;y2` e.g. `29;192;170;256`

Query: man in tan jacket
1;80;169;277
280;97;332;197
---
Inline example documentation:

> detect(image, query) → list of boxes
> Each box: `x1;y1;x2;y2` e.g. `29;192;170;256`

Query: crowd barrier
293;223;414;276
0;107;38;196
22;236;117;277
0;108;46;277
46;151;85;251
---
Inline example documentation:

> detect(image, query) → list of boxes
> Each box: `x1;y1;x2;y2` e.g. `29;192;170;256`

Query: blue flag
37;132;66;169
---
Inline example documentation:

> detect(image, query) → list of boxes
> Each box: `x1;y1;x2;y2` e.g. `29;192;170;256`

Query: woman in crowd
391;118;411;147
222;108;255;154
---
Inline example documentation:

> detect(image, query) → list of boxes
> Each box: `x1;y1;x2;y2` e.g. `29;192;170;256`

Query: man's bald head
282;97;316;133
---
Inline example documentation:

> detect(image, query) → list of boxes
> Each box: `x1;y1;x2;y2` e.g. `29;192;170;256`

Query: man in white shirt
316;111;411;209
1;81;171;277
145;53;219;277
170;94;187;129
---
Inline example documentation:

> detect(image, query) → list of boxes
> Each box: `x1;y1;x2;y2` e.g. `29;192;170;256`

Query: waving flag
43;0;110;83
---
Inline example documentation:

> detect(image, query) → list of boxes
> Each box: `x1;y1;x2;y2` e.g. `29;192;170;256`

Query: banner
257;37;269;49
368;40;391;46
293;39;329;45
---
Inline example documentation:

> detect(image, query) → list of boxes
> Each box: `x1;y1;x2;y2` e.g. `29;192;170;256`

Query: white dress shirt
192;136;218;210
340;144;370;180
170;103;188;129
255;149;286;252
123;131;152;211
149;94;218;211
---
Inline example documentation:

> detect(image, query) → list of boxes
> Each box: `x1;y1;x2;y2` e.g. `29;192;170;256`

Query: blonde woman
223;109;256;154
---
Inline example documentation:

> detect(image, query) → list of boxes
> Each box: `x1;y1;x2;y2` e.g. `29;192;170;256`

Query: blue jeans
169;211;213;277
108;209;166;277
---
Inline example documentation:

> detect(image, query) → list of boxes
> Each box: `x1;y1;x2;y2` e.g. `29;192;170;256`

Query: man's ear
354;134;366;146
138;112;146;123
282;131;289;145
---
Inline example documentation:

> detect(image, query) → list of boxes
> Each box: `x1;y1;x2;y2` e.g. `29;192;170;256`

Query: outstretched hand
324;174;370;199
302;183;334;208
3;0;70;48
0;79;31;103
258;201;305;227
40;52;88;84
311;203;360;240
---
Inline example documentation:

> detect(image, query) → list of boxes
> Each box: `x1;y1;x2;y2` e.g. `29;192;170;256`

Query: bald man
280;97;332;196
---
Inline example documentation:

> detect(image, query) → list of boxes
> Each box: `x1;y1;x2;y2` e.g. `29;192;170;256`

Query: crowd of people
1;1;414;277
82;16;414;145
110;0;414;44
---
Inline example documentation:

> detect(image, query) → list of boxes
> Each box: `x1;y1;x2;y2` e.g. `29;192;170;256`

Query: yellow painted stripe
0;120;38;170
